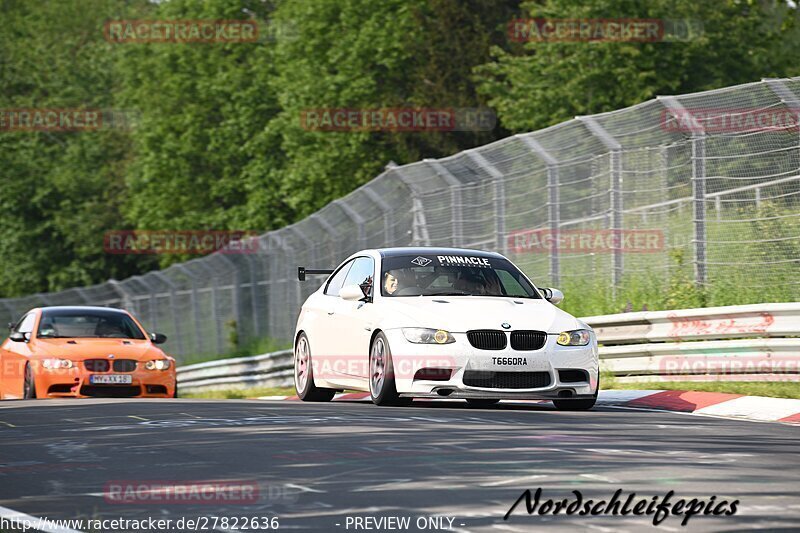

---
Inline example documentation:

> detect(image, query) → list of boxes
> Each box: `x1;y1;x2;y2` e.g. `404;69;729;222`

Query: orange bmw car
0;306;177;399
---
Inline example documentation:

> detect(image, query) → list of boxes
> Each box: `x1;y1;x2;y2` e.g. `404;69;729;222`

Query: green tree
477;0;800;132
263;0;516;218
0;0;156;297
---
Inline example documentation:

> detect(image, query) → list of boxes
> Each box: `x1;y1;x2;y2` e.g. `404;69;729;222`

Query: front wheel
369;332;410;406
552;397;596;411
294;333;335;402
23;363;37;400
553;377;599;411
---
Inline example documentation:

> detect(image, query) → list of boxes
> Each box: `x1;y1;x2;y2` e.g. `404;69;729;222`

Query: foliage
1;0;799;316
476;0;800;132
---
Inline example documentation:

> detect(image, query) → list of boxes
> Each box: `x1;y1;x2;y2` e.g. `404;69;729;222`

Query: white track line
0;505;84;533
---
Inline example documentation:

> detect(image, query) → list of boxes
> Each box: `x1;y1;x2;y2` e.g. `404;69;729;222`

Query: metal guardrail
177;303;800;393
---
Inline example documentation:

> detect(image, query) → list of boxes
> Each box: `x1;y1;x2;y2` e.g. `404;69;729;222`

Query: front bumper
384;329;599;400
34;366;176;398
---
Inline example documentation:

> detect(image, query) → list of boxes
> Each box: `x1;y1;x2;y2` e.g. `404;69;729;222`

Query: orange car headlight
145;359;171;371
42;358;74;369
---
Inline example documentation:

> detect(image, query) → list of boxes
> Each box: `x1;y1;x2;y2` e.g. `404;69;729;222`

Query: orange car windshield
37;310;146;340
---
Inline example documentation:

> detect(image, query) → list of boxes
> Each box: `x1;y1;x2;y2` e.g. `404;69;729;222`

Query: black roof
377;247;504;258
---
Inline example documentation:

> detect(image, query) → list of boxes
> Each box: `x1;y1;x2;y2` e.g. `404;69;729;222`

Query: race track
0;399;798;532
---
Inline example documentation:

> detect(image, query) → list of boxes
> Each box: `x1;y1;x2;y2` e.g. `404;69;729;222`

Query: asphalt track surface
0;398;798;532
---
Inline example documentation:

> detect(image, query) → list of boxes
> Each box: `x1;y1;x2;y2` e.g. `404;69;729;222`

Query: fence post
658;96;707;286
215;254;242;351
151;271;185;356
763;78;800;151
517;134;561;286
194;261;224;355
465;150;507;255
424;158;464;248
244;254;262;338
362;186;395;245
333;199;366;251
107;279;134;312
125;276;158;331
74;287;92;304
577;116;624;289
393;168;430;246
173;265;203;356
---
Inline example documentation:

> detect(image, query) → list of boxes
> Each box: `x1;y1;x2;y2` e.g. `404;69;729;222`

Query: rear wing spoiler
297;266;335;281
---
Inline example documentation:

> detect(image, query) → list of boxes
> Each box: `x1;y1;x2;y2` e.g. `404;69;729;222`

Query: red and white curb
257;390;800;425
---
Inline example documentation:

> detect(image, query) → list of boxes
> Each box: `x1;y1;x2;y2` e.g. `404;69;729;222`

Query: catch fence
3;77;800;360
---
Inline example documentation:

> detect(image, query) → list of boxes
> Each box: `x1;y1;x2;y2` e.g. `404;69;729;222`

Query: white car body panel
295;247;599;400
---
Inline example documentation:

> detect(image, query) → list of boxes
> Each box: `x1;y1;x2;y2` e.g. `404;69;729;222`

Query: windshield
380;254;541;298
37;309;147;339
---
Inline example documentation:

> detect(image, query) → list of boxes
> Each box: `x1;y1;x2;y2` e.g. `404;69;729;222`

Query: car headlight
401;328;455;344
145;359;171;370
556;329;592;346
42;358;74;369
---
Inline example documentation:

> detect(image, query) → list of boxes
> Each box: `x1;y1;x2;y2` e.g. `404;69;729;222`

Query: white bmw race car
294;247;599;410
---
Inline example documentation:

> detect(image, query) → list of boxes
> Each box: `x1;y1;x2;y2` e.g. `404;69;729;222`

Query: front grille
510;330;547;351
464;370;551;389
113;359;137;372
84;359;110;372
467;330;507;350
80;385;141;398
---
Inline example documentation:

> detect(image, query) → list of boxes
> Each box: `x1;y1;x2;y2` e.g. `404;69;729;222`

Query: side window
343;257;375;297
324;260;354;296
15;313;36;334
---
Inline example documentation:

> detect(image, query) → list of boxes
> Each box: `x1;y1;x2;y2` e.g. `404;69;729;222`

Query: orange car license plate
90;374;132;385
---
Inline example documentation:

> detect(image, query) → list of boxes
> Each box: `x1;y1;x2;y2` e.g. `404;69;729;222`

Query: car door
333;256;377;383
310;259;355;387
0;312;37;399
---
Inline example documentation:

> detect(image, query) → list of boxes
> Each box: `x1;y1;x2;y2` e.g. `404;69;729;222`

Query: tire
23;363;37;400
466;398;500;408
553;376;599;411
294;333;335;402
172;382;179;398
369;332;410;406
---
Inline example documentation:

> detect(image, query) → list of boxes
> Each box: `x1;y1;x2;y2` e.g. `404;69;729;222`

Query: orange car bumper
34;367;176;398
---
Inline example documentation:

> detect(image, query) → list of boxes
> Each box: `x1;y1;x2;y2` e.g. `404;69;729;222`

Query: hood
377;296;581;333
33;338;167;360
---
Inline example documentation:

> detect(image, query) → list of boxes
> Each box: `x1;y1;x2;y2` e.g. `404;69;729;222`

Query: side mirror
150;332;167;344
339;284;366;302
9;332;27;342
541;288;564;305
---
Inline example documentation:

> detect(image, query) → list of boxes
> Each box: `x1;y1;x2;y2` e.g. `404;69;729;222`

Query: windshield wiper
428;291;472;296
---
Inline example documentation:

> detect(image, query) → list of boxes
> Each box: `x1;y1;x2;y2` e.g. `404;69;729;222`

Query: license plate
90;374;132;385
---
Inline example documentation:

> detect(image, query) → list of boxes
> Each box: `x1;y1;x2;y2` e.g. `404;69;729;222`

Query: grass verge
182;386;295;399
